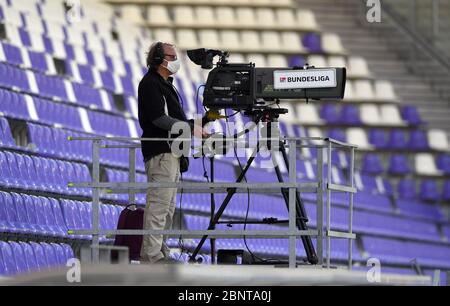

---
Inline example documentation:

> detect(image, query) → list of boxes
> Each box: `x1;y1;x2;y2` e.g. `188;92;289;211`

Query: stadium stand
0;0;449;282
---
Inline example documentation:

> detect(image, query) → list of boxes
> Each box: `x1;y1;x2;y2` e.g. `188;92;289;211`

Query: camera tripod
188;108;318;265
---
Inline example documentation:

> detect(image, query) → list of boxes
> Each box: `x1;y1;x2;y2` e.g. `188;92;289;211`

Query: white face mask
164;58;181;74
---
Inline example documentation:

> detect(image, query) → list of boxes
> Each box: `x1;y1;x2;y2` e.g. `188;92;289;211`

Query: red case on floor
113;204;144;261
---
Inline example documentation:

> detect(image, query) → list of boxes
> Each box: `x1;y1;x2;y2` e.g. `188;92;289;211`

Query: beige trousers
140;153;180;263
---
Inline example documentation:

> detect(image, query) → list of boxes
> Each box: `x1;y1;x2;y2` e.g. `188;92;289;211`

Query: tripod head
243;106;288;124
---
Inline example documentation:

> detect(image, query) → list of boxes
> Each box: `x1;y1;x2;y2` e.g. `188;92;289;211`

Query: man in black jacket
138;42;208;264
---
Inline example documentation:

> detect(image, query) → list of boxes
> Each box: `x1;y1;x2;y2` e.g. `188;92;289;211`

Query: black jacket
138;70;189;162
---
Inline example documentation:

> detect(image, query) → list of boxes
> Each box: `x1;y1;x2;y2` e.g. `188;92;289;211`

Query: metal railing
67;136;357;269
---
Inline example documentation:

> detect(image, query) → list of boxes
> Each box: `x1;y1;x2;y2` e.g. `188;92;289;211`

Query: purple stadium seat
0;117;15;148
387;130;408;150
19;242;38;273
41;243;59;267
30;242;49;271
420;180;440;202
287;55;306;68
401;106;422;126
327;128;347;143
443;180;450;202
1;42;23;66
29;50;48;72
396;199;444;221
11;193;36;235
388;154;411;175
35;73;68;100
77;64;95;85
0;241;17;276
9;242;29;274
320;104;340;124
72;82;103;108
408;130;429;151
397;179;417;199
362;153;384;175
436;154;450;174
0;89;29;120
2;191;28;234
302;33;322;53
100;71;115;91
61;244;75;260
339;105;361;125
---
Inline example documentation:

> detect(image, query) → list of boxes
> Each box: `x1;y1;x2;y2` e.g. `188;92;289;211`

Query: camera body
188;48;347;111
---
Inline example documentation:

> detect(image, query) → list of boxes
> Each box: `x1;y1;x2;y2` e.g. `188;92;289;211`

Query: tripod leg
274;141;318;264
189;145;260;263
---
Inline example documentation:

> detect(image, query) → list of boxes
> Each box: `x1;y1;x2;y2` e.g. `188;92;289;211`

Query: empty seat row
362;152;450;176
0;117;15;148
282;103;405;126
145;6;315;30
0;151;91;196
1;21;146;75
0;189;123;240
345;80;397;101
0;191;68;237
59;199;122;240
0;241;74;276
363;236;450;269
27;122;91;162
326;127;450;152
152;28;344;54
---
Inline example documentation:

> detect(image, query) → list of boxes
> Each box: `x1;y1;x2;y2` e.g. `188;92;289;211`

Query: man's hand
193;125;210;139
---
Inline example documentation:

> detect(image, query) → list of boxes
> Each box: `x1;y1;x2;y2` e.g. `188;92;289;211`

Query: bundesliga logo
280;77;286;83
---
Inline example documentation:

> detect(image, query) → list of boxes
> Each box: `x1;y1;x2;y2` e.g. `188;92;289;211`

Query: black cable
195;84;206;115
224;111;266;263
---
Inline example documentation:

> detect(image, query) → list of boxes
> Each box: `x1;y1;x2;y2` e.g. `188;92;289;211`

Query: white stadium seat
346;128;373;150
266;55;288;67
215;7;236;26
279;103;298;124
379;105;405;126
120;5;144;24
307;55;327;68
348;56;371;78
321;33;345;54
174;6;196;26
255;8;276;28
261;31;282;52
327;56;347;68
228;53;246;63
280;32;304;52
275;9;296;28
153;29;176;45
354;80;375;101
246;54;267;66
195;7;216;26
199;30;221;49
415;154;442;176
296;9;318;31
343;80;356;101
296;104;323;125
235;7;257;27
240;31;260;51
375;80;397;101
360;104;382;125
176;29;199;50
147;5;172;25
220;30;241;50
428;129;450;151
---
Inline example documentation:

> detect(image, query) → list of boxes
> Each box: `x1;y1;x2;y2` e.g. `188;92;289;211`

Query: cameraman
138;42;209;264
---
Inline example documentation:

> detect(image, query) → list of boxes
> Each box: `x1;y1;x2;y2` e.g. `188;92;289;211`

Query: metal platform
0;264;432;286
